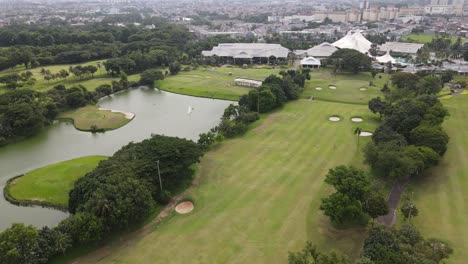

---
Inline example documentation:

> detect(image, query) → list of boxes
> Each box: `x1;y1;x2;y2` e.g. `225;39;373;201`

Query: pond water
0;87;233;231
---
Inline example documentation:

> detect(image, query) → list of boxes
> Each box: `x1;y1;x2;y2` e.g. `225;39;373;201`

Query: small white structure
300;57;321;69
376;51;396;64
234;78;263;88
332;31;372;54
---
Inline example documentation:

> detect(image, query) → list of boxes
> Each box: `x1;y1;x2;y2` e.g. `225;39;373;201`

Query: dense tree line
0;21;195;71
0;135;203;263
365;73;449;180
288;223;452;264
0;82;115;145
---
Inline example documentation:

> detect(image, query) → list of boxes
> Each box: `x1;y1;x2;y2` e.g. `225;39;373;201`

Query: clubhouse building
202;43;290;64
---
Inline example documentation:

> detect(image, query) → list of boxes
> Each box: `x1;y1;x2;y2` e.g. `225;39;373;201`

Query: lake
0;87;233;231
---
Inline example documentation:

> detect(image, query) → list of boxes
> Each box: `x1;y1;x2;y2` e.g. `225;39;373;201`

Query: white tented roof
376;51;396;64
305;42;338;58
332;31;372;54
379;42;424;54
300;56;321;66
202;43;290;58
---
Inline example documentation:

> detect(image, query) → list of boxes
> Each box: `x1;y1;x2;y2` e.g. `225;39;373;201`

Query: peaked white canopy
332;31;372;54
376;51;396;64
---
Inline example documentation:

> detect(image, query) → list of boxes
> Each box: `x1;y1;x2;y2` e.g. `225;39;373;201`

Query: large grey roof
379;42;424;54
202;43;290;58
305;42;338;57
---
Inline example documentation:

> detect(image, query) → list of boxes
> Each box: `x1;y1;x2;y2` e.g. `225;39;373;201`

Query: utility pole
156;160;163;192
257;90;260;113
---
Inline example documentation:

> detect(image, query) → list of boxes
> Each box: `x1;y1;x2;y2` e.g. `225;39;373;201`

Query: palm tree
354;127;362;150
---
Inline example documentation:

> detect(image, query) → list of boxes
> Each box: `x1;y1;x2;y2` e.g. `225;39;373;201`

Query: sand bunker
175;201;194;214
359;131;373;137
360;87;367;91
329;85;337;89
99;108;135;120
329;116;341;122
315;87;322;90
351;117;363;122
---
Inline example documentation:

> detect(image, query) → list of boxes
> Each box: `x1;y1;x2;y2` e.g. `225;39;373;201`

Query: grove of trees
0;134;204;263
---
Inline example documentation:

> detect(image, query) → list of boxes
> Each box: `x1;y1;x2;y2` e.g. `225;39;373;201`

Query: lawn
158;66;279;101
71;99;380;264
0;60;108;94
303;70;389;105
7;156;107;207
401;34;466;44
58;105;134;132
408;95;468;264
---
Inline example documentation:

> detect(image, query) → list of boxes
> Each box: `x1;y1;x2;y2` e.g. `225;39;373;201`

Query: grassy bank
408;95;468;263
70;99;380;263
7;156;107;208
58;105;134;132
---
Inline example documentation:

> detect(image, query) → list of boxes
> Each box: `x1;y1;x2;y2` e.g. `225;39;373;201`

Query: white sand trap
329;116;341;122
175;201;194;214
315;87;322;90
329;85;337;89
99;108;135;120
359;131;373;137
360;87;367;91
351;117;363;122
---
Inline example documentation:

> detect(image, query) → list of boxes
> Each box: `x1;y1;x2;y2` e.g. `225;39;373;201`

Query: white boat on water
187;105;194;115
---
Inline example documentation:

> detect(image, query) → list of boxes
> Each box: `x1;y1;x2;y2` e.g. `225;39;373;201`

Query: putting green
58;105;133;132
71;100;379;263
7;156;107;207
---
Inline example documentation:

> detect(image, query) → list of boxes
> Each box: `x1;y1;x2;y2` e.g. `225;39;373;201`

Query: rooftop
379;42;424;54
202;43;290;59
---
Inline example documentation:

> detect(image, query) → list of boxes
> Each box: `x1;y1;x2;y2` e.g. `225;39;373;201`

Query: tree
354;127;362;148
440;70;454;83
329;49;371;73
324;165;370;201
368;97;386;120
139;69;165;86
288;242;348;264
391;72;421;91
364;192;389;222
416;75;442;95
247;87;277;113
0;223;40;264
400;202;418;219
409;125;449;155
169;61;181;75
320;192;364;225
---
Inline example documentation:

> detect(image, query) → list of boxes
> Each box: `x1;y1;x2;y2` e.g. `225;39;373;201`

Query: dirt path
378;177;410;227
70;165;204;264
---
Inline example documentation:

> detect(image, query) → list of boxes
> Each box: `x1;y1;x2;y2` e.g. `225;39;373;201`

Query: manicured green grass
158;66;279;100
401;34;465;44
8;156;107;207
72;100;380;263
409;95;468;264
58;105;133;132
303;70;389;105
0;59;141;95
0;60;108;94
